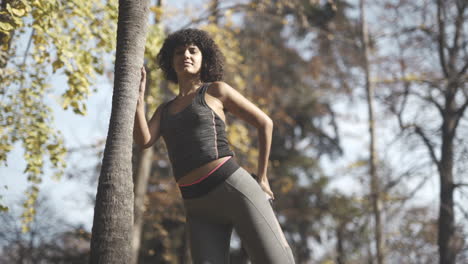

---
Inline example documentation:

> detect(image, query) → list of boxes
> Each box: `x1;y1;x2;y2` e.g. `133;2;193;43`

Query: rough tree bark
89;0;150;263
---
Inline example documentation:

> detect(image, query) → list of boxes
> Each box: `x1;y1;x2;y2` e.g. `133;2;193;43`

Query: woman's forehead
175;44;199;50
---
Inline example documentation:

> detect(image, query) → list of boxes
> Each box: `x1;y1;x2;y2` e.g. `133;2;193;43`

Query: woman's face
172;44;203;78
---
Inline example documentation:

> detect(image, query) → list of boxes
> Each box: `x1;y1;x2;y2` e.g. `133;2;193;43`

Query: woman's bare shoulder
206;81;237;100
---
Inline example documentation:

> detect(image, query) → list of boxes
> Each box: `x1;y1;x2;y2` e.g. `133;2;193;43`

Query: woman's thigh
224;168;295;264
186;215;233;264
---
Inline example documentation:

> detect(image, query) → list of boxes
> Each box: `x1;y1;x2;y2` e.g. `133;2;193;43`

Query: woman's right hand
259;177;275;201
138;66;146;105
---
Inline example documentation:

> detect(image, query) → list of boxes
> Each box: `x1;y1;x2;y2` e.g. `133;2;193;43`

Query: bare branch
375;74;446;116
180;3;252;28
387;173;432;219
453;93;468;131
383;162;430;192
22;29;35;66
458;60;468;77
456;202;468;220
414;125;441;171
384;76;444;182
453;182;468;189
392;70;412;130
410;89;444;117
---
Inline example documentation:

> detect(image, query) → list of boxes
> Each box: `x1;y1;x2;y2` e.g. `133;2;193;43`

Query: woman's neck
177;76;203;97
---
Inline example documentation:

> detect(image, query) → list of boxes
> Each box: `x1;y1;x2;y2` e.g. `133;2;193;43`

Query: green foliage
0;0;118;231
143;22;165;111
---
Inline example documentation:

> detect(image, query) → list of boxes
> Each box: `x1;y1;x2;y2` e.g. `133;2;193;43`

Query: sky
0;0;452;239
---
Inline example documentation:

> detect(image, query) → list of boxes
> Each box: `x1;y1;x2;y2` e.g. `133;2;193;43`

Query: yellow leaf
18;0;32;12
0;205;8;212
149;6;163;18
52;59;64;72
347;160;367;169
11;7;26;17
0;21;14;32
62;96;70;109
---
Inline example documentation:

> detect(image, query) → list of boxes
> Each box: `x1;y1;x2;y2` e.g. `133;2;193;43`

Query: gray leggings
183;167;295;264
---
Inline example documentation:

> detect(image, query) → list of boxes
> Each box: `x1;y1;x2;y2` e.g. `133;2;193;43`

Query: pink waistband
178;156;232;187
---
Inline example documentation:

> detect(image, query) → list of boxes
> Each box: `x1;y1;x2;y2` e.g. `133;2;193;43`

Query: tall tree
376;0;467;263
89;0;150;263
360;0;384;263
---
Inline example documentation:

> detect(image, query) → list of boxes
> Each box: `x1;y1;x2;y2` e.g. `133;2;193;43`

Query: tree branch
455;96;468;119
448;0;465;70
455;202;468;220
414;125;441;171
458;60;468;77
436;0;449;78
180;3;252;28
383;162;429;192
394;71;412;130
387;172;432;219
410;88;444;117
374;74;445;116
453;182;468;189
22;28;35;66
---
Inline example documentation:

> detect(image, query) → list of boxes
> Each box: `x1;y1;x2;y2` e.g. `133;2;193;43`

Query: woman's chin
180;69;201;76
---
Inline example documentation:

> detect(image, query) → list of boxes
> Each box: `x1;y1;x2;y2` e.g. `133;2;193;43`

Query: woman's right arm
133;67;163;149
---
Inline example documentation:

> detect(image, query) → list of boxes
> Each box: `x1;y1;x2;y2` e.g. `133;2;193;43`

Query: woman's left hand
258;177;275;200
138;66;146;105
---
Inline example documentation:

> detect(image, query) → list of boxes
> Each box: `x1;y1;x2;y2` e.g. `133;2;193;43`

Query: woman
134;28;295;264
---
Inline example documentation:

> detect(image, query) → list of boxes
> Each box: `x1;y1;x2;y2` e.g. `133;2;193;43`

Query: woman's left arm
209;81;275;199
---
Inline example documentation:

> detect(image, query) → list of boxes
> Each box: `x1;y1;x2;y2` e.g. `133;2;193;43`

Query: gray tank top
160;83;234;181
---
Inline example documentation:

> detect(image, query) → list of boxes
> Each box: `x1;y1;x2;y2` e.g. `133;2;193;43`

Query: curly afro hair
156;28;225;84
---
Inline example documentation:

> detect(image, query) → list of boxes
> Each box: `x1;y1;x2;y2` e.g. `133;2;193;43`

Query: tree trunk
89;0;149;263
438;139;455;264
131;147;154;264
438;95;456;264
435;0;465;262
336;223;345;264
360;0;384;263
